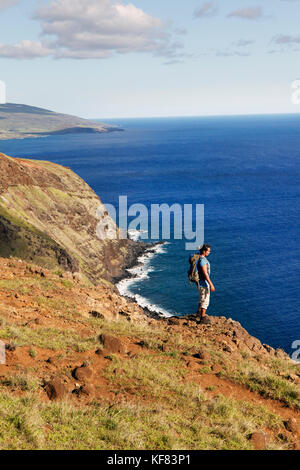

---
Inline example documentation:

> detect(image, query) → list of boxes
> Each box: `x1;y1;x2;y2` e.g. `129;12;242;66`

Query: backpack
187;253;200;288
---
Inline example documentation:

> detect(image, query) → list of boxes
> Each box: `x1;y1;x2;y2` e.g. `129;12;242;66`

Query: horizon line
91;111;300;121
2;102;300;121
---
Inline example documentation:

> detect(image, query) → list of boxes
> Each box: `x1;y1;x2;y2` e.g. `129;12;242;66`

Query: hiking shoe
200;316;211;325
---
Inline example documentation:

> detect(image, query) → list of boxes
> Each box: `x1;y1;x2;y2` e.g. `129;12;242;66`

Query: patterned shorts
197;285;210;310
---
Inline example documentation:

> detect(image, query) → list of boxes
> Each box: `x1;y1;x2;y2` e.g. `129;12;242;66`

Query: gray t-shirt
197;256;210;288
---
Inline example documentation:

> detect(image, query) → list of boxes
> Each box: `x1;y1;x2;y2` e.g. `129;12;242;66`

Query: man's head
200;244;211;256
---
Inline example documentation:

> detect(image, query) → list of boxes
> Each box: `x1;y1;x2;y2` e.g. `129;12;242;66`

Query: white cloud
272;34;300;44
227;6;263;20
35;0;182;59
194;2;218;18
0;0;17;8
234;39;255;47
0;0;183;60
0;40;52;59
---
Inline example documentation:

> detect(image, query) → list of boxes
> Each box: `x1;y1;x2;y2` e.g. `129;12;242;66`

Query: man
197;244;215;324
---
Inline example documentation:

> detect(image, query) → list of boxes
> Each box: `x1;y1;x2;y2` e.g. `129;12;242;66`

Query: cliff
0;153;144;284
0;103;122;140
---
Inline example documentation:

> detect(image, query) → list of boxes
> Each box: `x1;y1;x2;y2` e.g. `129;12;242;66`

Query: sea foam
117;235;172;317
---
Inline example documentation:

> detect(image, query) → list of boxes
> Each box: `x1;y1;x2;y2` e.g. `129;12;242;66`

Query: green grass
104;353;188;404
0;389;286;450
226;360;300;409
29;348;37;359
89;316;214;359
0;323;97;352
0;278;56;294
36;295;79;319
60;279;74;289
0;373;41;392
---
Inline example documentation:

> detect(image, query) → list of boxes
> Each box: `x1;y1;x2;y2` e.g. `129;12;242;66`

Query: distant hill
0;103;122;140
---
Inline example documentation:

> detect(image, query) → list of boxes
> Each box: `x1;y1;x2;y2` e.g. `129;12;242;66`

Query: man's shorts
197;285;210;310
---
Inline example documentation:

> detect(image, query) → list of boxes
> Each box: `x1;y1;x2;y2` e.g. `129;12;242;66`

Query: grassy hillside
0;257;299;450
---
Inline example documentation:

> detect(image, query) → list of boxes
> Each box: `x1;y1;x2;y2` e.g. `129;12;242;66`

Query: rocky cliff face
0;153;143;284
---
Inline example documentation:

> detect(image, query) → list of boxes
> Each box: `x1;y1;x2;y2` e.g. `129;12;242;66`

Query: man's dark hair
200;244;211;255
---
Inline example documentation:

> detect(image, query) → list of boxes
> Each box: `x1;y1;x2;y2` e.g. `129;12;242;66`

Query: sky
0;0;300;118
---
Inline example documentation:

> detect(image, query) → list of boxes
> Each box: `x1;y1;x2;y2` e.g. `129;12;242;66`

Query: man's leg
198;288;210;317
197;304;206;317
197;284;201;314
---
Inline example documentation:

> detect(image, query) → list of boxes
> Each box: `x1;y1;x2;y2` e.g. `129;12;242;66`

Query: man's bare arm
202;264;215;292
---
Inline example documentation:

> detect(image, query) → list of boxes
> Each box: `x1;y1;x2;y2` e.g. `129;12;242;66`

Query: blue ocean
1;115;299;355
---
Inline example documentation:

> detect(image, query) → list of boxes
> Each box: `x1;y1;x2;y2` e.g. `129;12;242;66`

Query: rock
263;344;275;355
222;342;235;353
275;348;287;359
90;311;104;319
211;364;222;374
250;432;267;450
73;365;93;382
184;314;197;322
137;340;150;349
291;441;300;450
244;337;262;353
99;334;126;354
79;384;95;397
288;374;299;383
72;272;82;282
119;310;130;319
168;317;181;326
45;379;67;401
194;349;210;361
284;418;299;434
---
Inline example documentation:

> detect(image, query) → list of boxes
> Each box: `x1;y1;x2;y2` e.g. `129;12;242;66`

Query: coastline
113;237;173;319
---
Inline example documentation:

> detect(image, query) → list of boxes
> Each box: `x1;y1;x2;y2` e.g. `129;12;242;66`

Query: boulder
222;342;235;354
194;349;211;361
79;384;95;397
211;364;222;374
263;344;275;355
168;317;181;326
284;418;299;434
45;379;67;401
90;311;105;319
73;365;93;382
250;432;267;450
275;348;288;359
99;334;126;354
288;374;299;383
